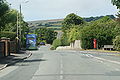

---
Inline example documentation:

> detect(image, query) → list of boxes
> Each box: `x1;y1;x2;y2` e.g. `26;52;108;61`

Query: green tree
62;13;84;32
111;0;120;23
61;32;70;46
0;0;9;31
68;25;81;42
113;35;120;51
2;9;18;31
0;0;9;17
35;27;57;44
80;16;116;49
112;0;120;9
52;39;62;49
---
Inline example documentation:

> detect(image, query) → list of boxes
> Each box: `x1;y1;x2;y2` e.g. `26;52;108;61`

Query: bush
0;31;16;40
50;46;56;50
61;33;70;46
52;39;62;50
113;35;120;51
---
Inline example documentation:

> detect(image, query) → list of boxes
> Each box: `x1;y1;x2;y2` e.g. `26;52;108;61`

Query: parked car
40;42;45;45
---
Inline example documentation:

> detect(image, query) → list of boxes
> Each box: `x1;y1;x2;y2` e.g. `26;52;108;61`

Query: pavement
0;50;32;70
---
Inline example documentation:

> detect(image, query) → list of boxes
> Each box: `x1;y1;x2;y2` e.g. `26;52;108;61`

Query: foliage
0;31;16;40
0;0;9;17
2;9;19;31
113;35;120;51
61;32;70;46
35;27;57;44
68;25;81;42
62;13;84;32
45;29;57;44
84;15;115;22
0;0;29;49
0;0;9;31
80;16;117;49
52;39;62;50
60;13;84;46
112;0;120;9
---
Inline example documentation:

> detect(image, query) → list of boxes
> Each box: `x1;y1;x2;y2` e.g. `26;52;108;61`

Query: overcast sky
7;0;118;21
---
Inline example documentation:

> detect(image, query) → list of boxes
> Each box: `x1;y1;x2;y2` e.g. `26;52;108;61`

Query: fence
9;41;18;53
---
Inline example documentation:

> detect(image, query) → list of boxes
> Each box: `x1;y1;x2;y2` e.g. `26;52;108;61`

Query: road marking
60;56;64;79
115;68;120;71
60;70;63;74
84;54;120;65
60;63;63;69
100;60;103;63
86;54;90;57
93;56;120;65
60;75;63;79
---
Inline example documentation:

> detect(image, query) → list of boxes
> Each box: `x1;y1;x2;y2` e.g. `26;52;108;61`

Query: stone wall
56;40;82;50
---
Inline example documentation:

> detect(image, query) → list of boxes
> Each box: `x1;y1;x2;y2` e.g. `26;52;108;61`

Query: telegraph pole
19;4;22;49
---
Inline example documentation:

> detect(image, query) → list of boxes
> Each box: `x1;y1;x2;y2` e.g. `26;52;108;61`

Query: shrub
52;39;62;50
0;31;16;40
113;35;120;51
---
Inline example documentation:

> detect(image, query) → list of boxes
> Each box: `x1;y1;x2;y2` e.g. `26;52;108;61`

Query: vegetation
111;0;120;50
51;39;61;50
80;17;118;49
0;0;29;48
112;0;120;9
83;15;115;22
28;19;63;31
113;35;120;51
50;0;120;50
35;27;57;44
0;0;9;31
58;12;120;50
62;13;84;32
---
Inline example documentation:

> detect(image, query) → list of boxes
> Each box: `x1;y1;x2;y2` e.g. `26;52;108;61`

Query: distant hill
27;19;63;27
27;15;115;31
83;15;115;22
27;19;63;31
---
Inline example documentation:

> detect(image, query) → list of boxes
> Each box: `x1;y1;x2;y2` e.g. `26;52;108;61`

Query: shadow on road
14;59;47;66
23;59;47;63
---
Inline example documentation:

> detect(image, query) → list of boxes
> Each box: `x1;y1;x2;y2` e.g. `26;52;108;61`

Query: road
0;45;120;80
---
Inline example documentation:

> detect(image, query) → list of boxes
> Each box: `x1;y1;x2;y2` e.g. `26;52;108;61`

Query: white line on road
60;63;63;69
84;54;120;65
60;56;64;79
93;56;120;64
60;70;63;74
88;54;120;65
60;75;63;79
115;68;120;71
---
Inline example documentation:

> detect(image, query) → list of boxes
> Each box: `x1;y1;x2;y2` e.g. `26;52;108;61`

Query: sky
7;0;118;21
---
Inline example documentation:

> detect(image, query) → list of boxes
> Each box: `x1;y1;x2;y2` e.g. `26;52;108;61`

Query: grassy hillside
27;19;63;31
27;15;115;31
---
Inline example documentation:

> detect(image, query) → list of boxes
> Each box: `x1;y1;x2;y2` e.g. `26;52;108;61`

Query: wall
56;40;82;50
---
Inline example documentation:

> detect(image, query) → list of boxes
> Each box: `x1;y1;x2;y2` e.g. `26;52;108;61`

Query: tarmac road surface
0;45;120;80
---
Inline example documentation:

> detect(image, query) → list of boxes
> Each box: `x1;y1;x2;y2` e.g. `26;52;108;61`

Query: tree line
0;0;29;42
52;0;120;51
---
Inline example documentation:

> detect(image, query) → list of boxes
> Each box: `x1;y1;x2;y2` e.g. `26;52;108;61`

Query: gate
0;42;5;57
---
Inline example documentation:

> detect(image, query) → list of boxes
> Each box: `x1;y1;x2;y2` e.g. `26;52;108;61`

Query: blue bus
26;34;37;50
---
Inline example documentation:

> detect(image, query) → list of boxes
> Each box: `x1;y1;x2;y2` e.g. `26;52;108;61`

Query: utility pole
19;4;22;49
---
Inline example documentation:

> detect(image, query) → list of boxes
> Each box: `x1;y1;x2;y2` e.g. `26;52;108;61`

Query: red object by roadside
93;39;97;49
